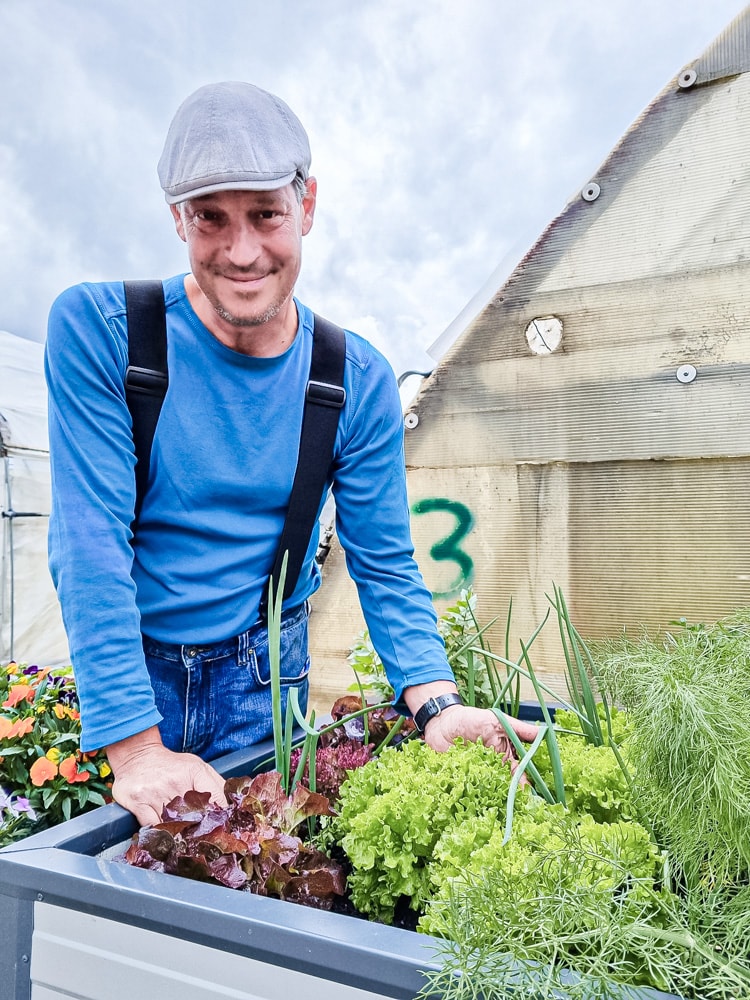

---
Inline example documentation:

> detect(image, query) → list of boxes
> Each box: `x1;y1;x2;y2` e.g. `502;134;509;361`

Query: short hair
292;171;308;202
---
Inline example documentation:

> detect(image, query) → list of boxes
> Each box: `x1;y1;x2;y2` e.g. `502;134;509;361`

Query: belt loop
238;628;249;666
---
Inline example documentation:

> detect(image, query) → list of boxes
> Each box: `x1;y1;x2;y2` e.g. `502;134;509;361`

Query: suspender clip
306;380;346;408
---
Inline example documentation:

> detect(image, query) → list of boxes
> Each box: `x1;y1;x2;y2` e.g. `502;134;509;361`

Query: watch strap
413;692;464;733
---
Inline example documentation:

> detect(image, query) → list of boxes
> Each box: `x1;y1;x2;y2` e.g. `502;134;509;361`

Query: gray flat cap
158;81;311;204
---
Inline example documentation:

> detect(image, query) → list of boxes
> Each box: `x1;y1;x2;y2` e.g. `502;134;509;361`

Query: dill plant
592;613;750;889
418;853;750;1000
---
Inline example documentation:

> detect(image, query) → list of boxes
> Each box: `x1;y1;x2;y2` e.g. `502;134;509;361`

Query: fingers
507;717;542;743
113;789;163;828
110;747;227;827
191;759;229;807
422;706;540;757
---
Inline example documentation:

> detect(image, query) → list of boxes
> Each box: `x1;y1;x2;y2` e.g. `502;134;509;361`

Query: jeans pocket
250;604;311;687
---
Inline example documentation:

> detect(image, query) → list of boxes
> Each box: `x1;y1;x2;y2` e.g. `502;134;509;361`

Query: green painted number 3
411;498;474;599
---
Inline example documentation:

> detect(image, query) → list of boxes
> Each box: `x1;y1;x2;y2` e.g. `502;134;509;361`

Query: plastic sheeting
0;329;69;665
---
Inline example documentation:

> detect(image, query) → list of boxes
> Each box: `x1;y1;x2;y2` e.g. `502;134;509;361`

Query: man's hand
403;682;539;762
421;704;539;755
106;726;228;827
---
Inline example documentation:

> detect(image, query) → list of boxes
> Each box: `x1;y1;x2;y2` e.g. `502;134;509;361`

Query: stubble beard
208;266;296;330
213;296;284;329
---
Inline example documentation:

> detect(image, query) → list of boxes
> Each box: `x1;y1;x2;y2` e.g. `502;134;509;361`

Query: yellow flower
98;761;112;778
45;747;63;764
5;661;19;675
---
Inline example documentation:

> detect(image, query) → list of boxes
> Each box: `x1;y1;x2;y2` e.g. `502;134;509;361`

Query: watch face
525;316;563;355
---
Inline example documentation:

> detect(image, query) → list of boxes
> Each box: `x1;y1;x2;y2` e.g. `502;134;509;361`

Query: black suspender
123;280;346;616
261;313;346;615
124;281;169;526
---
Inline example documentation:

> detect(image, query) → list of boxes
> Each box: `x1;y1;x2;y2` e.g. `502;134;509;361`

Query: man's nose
226;222;261;266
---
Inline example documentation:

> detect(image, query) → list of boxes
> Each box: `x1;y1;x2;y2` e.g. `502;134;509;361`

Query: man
45;82;537;827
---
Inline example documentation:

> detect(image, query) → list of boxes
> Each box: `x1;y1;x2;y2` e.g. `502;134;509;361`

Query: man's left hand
422;704;539;757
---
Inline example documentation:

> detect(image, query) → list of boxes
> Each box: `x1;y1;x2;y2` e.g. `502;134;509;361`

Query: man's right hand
106;726;228;827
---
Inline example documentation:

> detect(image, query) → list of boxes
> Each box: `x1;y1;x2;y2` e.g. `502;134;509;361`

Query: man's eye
258;210;277;220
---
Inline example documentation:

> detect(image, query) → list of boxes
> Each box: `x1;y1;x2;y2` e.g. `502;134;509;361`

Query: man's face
171;182;316;341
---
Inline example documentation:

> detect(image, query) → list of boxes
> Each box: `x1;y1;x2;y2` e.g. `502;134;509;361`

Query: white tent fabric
0;329;69;666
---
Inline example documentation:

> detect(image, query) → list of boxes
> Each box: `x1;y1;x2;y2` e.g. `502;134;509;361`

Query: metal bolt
678;69;697;89
582;182;601;202
36;893;44;901
676;364;697;384
404;412;419;429
21;955;29;964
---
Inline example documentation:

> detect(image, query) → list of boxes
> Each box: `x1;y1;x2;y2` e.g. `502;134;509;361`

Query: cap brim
164;172;298;205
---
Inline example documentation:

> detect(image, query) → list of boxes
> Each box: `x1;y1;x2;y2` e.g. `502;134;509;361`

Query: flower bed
0;661;112;847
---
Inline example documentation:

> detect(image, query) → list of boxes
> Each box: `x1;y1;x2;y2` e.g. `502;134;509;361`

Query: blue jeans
141;603;310;761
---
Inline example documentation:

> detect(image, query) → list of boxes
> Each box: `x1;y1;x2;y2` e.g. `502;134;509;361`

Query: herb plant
593;613;750;890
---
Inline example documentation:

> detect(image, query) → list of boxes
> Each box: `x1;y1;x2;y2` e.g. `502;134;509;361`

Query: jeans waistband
142;601;308;662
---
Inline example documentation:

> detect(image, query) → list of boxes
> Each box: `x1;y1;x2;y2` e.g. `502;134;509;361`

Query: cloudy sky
0;0;745;384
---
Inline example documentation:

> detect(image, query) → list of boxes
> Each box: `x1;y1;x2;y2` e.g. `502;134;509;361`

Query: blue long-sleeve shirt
45;275;453;751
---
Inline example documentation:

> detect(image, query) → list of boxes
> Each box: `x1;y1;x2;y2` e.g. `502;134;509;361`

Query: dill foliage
593;612;750;890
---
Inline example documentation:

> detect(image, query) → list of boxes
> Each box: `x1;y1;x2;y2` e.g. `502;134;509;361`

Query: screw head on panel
582;182;601;202
676;364;697;384
678;69;697;89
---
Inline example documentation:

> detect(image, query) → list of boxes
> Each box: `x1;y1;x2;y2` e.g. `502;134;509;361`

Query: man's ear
301;177;317;236
170;203;187;242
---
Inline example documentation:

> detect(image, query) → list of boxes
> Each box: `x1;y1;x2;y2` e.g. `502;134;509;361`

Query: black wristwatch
413;692;464;733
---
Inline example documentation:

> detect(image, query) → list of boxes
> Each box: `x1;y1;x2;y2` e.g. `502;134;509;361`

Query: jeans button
186;646;198;657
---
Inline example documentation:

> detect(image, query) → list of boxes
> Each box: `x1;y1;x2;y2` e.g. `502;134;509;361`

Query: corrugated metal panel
682;4;750;85
307;9;750;711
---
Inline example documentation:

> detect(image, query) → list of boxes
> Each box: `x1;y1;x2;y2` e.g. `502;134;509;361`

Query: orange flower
30;756;58;786
3;684;34;709
0;716;12;739
7;717;34;739
59;755;90;783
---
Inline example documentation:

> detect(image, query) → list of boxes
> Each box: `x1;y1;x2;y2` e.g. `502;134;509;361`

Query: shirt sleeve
45;283;162;751
331;340;456;707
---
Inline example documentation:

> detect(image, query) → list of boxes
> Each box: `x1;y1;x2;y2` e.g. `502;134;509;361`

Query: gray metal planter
0;736;680;1000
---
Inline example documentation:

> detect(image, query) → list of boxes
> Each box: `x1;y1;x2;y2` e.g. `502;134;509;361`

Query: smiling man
45;82;537;827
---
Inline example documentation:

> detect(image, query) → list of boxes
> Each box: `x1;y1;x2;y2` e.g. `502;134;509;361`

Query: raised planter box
0;726;681;1000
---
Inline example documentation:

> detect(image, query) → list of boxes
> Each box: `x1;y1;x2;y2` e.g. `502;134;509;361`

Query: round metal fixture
582;182;601;202
525;316;564;356
678;69;697;89
404;412;419;429
676;364;697;384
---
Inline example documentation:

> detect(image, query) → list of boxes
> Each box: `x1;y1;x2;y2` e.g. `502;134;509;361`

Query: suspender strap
124;280;168;527
260;313;346;618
